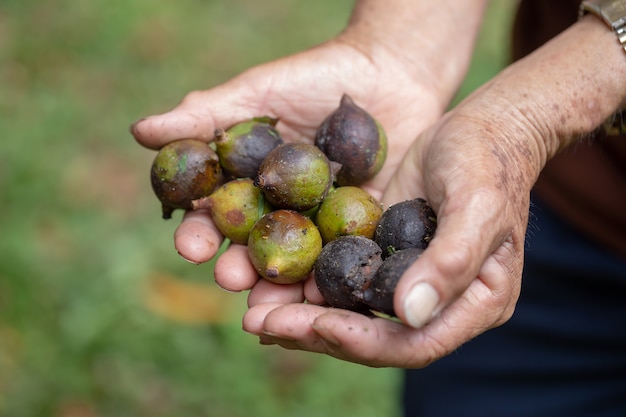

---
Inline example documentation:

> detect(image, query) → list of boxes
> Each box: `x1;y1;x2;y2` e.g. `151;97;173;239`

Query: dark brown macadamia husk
314;235;383;313
214;117;284;179
314;94;387;186
363;247;424;316
374;198;437;258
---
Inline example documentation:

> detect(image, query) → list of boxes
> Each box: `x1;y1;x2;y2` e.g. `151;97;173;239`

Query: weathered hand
241;15;626;368
132;1;626;369
131;38;446;279
243;109;532;367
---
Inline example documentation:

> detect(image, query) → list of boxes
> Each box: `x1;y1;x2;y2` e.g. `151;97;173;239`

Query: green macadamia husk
247;209;322;284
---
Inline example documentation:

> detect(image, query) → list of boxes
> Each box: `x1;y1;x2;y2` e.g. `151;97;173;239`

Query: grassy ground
0;1;516;416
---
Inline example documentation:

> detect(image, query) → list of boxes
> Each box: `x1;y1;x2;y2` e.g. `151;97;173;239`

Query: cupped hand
132;34;529;369
132;11;621;368
241;14;623;367
131;38;446;277
244;106;534;367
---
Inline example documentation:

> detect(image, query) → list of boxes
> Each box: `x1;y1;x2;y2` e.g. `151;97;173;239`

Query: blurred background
0;1;516;416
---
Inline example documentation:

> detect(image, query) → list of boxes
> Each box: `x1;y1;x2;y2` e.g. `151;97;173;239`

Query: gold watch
580;0;626;53
581;0;626;135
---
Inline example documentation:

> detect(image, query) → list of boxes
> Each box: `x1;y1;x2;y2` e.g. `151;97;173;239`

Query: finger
303;274;325;305
246;275;517;368
174;209;224;264
247;279;305;307
214;243;259;292
311;264;517;368
258;304;426;367
130;82;260;150
394;189;514;329
242;302;285;335
310;309;422;366
244;303;335;354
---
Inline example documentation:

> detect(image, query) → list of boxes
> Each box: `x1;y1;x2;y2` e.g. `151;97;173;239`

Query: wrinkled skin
131;5;626;368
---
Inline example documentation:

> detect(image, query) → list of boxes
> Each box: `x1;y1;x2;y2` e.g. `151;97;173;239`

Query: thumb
393;190;514;328
130;78;263;150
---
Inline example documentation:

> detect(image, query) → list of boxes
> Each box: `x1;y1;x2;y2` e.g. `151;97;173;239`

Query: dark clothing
533;136;626;261
403;195;626;416
403;1;626;415
514;0;626;259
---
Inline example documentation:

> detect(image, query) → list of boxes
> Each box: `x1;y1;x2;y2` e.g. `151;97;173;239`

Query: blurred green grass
0;1;516;416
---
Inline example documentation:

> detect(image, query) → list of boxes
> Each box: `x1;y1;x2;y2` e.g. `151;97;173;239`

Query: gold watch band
580;0;626;53
580;0;626;136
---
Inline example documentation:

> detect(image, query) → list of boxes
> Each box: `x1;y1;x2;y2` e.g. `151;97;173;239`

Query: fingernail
177;250;200;265
317;337;337;354
214;281;241;294
311;323;341;347
403;282;440;328
262;330;283;338
262;330;295;343
258;335;276;345
129;117;146;135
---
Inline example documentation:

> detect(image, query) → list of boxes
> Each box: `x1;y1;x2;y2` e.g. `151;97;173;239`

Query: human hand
131;36;451;269
244;108;532;367
132;1;626;368
241;14;626;368
130;0;493;367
